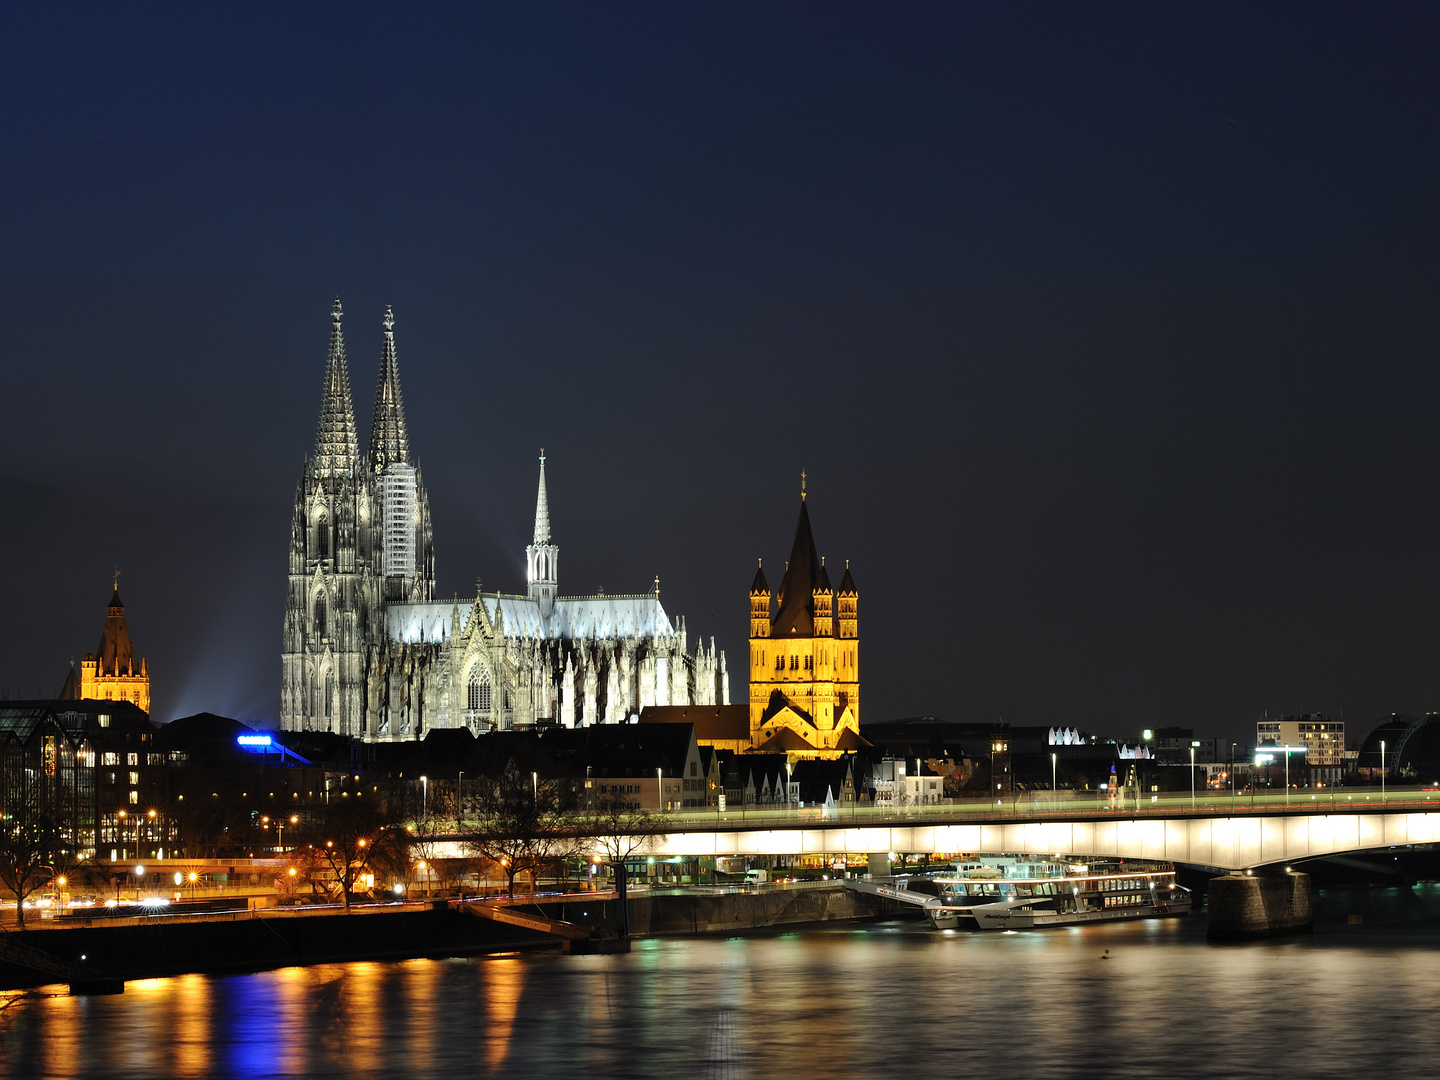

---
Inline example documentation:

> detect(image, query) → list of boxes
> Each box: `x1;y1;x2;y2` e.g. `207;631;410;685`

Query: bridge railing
640;786;1440;831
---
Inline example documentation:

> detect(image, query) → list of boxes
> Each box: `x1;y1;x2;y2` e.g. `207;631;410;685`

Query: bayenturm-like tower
747;480;860;758
281;301;434;736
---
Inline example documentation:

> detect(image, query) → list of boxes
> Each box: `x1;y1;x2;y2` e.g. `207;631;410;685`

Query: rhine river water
4;884;1440;1079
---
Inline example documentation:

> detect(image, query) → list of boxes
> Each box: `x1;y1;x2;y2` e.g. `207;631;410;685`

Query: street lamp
1051;752;1057;801
1190;741;1199;810
1231;742;1237;811
657;767;664;812
421;775;428;821
1381;739;1386;803
458;771;465;828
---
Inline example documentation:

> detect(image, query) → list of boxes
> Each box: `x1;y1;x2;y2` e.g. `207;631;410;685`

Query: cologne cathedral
281;301;727;742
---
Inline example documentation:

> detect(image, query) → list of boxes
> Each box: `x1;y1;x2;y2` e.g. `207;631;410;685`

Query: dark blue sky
3;3;1438;742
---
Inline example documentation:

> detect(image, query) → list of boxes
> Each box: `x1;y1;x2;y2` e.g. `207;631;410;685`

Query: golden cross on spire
113;566;121;591
801;469;807;500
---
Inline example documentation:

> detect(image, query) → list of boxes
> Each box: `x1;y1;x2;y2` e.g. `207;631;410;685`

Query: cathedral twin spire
313;299;360;478
311;299;413;479
369;306;411;472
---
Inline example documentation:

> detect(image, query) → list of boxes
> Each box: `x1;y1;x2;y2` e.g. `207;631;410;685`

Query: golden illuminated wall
79;658;150;713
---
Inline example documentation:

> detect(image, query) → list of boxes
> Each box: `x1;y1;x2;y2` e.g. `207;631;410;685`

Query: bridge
628;790;1440;872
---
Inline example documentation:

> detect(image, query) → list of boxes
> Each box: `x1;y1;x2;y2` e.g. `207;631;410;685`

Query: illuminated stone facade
282;301;726;741
747;494;860;758
61;585;151;714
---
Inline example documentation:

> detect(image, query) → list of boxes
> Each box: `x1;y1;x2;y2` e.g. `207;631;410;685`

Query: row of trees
2;760;662;921
287;762;662;903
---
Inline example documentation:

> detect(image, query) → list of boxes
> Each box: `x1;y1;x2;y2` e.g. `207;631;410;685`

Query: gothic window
789;655;799;671
314;596;327;638
316;514;330;560
774;655;784;671
325;674;334;716
804;655;813;671
467;669;492;712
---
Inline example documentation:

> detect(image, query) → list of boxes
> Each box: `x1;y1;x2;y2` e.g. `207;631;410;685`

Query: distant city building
60;583;150;714
747;490;863;758
1257;713;1345;787
282;301;725;742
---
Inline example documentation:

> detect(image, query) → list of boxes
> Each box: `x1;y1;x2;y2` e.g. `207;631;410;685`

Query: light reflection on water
4;887;1440;1079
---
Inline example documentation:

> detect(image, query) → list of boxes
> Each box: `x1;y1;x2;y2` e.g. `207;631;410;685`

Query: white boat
923;868;1191;930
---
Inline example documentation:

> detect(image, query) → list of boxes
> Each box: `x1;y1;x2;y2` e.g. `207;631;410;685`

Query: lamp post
421;775;428;822
1190;742;1199;810
458;771;464;829
656;767;664;812
1231;742;1237;812
1381;739;1386;804
1051;751;1057;802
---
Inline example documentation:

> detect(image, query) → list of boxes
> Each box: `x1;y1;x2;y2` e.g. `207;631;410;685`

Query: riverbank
0;884;882;991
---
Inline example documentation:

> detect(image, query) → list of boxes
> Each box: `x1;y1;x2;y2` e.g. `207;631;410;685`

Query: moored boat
923;867;1191;930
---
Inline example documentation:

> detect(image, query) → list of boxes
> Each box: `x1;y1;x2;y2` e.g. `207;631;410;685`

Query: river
3;884;1439;1079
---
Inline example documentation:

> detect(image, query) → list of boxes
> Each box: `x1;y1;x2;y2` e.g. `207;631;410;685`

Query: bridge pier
1206;870;1312;940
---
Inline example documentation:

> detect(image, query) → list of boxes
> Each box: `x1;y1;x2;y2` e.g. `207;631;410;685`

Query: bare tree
294;797;409;909
467;763;579;897
0;787;58;928
575;790;664;864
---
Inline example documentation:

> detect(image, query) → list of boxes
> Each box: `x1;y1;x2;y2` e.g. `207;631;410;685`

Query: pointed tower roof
533;449;552;544
314;298;360;478
816;556;833;594
839;562;857;595
772;499;820;636
96;589;137;677
750;558;770;596
368;306;411;472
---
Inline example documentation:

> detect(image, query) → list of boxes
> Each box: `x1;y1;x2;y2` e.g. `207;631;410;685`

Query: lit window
127;753;138;766
128;790;139;805
467;671;492;712
103;752;119;766
129;771;139;786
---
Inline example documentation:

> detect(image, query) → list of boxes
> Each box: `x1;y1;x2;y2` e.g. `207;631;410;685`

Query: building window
128;771;139;786
128;790;139;805
804;655;813;671
325;674;334;716
316;514;330;559
103;752;119;766
314;596;327;638
774;655;783;671
468;670;492;712
127;753;138;766
789;655;799;671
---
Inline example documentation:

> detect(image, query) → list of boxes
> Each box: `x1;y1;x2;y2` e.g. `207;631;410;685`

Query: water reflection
4;888;1440;1079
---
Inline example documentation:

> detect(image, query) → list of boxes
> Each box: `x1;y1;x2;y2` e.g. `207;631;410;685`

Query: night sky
3;4;1438;744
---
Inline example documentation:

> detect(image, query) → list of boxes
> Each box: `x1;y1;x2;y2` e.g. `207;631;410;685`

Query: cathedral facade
281;301;726;742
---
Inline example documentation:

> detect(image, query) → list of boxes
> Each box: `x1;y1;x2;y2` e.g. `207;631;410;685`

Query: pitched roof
639;704;750;741
96;591;138;676
753;727;815;752
838;564;857;596
833;728;872;750
772;499;820;636
750;560;770;596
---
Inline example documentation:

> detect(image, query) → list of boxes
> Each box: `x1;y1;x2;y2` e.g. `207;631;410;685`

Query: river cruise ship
922;866;1191;930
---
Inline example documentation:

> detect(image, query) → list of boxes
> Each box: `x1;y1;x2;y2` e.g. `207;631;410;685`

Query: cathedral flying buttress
282;301;726;742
